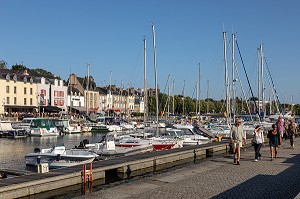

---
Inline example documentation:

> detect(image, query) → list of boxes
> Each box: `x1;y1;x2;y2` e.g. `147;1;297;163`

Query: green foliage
12;64;27;70
0;60;8;69
33;68;62;80
34;68;53;75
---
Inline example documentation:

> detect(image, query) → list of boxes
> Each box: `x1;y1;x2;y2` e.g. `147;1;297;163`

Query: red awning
89;107;99;111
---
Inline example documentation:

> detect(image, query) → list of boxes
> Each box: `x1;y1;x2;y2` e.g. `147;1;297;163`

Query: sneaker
255;159;258;162
237;161;240;165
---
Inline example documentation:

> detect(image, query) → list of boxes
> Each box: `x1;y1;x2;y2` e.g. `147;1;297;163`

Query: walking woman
267;124;280;161
287;119;298;148
253;125;264;161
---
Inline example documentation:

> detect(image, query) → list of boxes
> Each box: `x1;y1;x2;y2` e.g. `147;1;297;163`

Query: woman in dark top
268;124;280;161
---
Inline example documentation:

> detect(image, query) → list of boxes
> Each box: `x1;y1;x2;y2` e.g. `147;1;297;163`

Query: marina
0;137;234;198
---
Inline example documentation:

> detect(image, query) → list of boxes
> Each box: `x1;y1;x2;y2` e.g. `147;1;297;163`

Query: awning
71;107;86;112
89;107;99;111
40;106;62;112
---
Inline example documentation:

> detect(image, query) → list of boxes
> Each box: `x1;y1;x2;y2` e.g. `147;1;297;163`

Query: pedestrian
275;115;286;146
287;119;298;148
267;124;280;161
253;125;264;161
230;118;246;165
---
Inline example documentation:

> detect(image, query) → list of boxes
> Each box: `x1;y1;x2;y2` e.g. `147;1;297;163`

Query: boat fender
37;156;41;164
56;154;61;161
34;148;41;153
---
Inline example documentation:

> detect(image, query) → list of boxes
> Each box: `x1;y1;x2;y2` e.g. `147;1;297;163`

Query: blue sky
1;0;299;104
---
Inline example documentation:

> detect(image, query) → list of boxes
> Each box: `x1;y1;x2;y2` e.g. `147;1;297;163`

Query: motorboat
25;146;99;168
163;128;208;146
29;118;60;136
115;134;183;150
11;118;34;131
74;137;153;158
55;119;81;134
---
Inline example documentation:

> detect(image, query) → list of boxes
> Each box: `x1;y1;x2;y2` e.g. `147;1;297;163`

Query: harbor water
0;129;167;172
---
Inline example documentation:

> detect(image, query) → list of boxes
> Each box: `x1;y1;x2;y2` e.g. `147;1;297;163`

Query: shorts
279;131;284;137
290;135;295;142
233;141;243;148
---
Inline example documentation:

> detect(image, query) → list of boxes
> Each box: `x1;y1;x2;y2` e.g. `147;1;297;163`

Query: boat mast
143;37;148;124
207;79;209;114
86;63;90;115
152;24;159;136
231;33;235;122
172;80;175;115
167;75;170;119
223;32;230;125
260;44;265;121
257;46;261;121
197;63;200;120
182;80;185;116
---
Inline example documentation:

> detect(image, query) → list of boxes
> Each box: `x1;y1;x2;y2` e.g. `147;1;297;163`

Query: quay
74;137;300;199
1;137;300;198
0;139;233;198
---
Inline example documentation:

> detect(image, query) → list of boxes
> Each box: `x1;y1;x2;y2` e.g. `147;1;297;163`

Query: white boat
11;118;34;131
74;137;153;158
29;118;60;136
172;123;211;142
25;146;99;168
49;158;94;169
207;124;231;137
55;119;81;134
164;128;207;146
115;134;183;150
0;120;13;131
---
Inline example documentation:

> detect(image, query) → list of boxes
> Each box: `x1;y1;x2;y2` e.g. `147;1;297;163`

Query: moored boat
25;146;99;168
29;118;59;137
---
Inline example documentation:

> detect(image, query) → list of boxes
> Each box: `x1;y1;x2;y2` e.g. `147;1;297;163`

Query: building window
54;100;58;106
14;86;17;94
30;98;33;105
54;91;57;97
24;88;27;94
14;97;17;105
41;89;46;96
6;97;9;105
30;88;33;95
6;86;9;93
24;98;27;105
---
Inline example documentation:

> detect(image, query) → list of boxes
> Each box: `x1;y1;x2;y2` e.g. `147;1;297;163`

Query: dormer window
6;74;10;81
23;70;29;76
13;75;17;82
30;77;33;83
24;77;27;83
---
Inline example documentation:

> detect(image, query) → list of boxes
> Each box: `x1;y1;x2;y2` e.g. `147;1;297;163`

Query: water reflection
0;128;166;172
0;132;107;171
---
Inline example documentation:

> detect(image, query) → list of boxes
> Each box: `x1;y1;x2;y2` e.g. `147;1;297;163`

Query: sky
0;0;299;104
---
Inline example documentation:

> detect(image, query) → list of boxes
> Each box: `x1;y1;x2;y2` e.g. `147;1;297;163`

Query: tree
0;60;8;69
12;64;27;70
34;68;53;75
33;68;62;80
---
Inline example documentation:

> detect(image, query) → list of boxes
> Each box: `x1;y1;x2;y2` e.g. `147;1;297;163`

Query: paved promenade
76;138;300;199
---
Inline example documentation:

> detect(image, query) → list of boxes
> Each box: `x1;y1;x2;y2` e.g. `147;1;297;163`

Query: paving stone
74;138;300;199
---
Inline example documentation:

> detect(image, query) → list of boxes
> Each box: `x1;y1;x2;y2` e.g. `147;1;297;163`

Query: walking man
230;118;246;165
288;119;298;148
